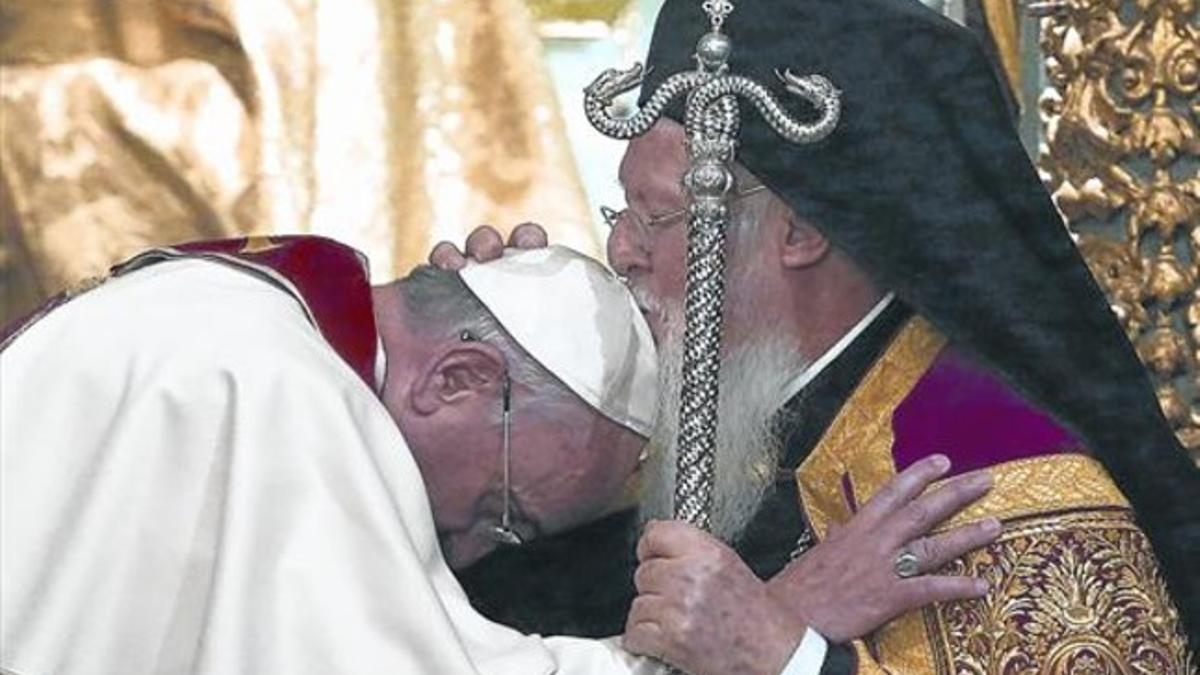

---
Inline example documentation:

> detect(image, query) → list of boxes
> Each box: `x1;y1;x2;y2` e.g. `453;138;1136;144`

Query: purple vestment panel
891;347;1080;477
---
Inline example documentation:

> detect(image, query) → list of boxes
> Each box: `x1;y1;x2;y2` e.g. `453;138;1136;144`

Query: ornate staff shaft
674;93;737;528
584;14;840;530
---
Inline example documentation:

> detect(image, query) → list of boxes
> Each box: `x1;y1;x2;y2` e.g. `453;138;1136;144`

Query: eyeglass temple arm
500;375;513;530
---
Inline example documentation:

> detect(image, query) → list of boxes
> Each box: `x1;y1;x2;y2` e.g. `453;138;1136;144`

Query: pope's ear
410;342;508;416
779;211;830;269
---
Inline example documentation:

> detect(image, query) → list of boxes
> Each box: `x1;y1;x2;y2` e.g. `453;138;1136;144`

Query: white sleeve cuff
779;628;828;675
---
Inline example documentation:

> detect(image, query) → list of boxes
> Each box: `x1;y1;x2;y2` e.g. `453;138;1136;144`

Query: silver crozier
583;0;841;530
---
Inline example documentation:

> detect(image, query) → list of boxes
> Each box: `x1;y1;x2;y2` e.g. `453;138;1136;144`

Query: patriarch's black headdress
641;0;1200;648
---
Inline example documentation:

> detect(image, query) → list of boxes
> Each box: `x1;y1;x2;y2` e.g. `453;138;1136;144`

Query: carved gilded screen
1034;0;1199;461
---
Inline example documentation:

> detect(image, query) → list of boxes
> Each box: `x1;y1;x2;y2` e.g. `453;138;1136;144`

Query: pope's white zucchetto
459;246;658;438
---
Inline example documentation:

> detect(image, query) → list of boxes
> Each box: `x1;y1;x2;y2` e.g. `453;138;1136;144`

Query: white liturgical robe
0;259;658;675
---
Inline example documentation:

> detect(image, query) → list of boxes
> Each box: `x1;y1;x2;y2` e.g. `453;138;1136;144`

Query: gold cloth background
0;0;597;323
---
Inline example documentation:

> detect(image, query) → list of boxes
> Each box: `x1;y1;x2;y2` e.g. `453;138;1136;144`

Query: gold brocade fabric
796;317;947;541
796;318;1193;674
931;454;1130;530
936;509;1193;674
1;0;596;324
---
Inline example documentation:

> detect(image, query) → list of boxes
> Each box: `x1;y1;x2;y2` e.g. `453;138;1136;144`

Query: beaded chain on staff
583;0;841;531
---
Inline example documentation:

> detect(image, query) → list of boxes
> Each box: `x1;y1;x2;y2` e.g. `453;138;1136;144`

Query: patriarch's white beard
634;292;809;543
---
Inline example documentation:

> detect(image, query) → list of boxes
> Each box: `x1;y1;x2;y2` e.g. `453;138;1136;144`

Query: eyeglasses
600;184;768;231
490;373;524;546
460;330;525;546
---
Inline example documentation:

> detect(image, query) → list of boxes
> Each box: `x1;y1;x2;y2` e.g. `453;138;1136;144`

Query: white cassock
1;259;660;675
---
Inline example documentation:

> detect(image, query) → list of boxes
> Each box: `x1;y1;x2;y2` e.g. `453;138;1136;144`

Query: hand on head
623;455;999;673
429;223;549;270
